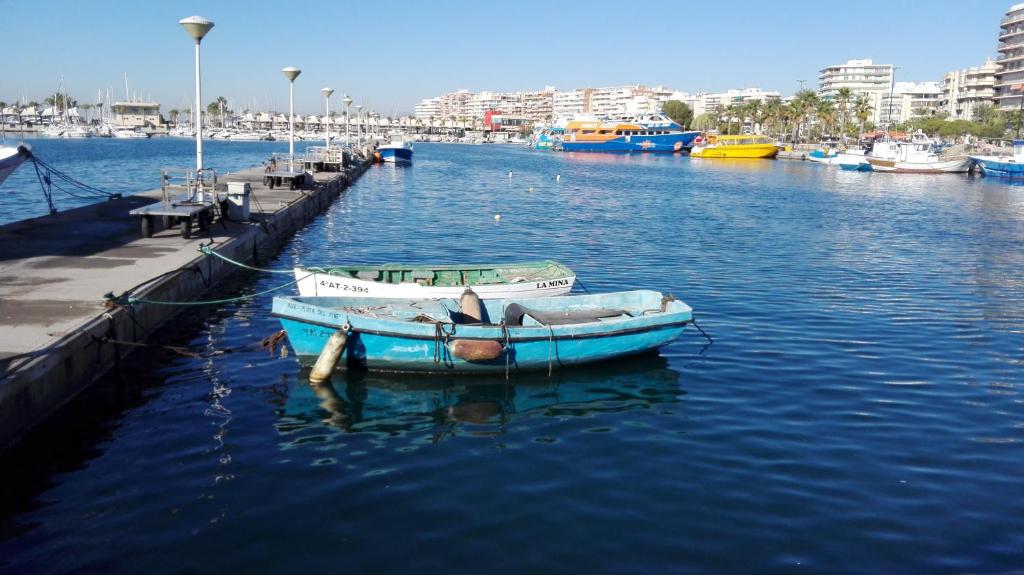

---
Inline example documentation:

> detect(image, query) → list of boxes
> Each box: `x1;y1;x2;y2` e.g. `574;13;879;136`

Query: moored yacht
558;113;700;152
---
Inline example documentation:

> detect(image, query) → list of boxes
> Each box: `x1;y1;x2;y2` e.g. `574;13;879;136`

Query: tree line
660;89;1023;143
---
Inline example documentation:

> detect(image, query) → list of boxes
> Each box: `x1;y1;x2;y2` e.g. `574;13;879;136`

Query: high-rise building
994;3;1024;110
941;59;997;120
818;58;894;124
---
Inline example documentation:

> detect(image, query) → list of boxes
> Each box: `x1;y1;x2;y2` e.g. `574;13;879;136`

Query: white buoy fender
309;325;350;383
460;287;483;323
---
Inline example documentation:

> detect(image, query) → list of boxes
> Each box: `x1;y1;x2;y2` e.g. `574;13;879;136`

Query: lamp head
179;16;214;42
281;67;301;82
321;87;334;98
343;95;353;106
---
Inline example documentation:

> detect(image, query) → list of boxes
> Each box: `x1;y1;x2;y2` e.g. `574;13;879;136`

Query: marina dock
0;156;372;449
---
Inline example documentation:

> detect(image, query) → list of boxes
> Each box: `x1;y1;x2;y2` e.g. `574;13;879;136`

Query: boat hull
690;144;779;159
273;291;692;373
970;156;1024;178
294;261;576;298
0;144;30;187
807;150;840;164
560;131;700;153
378;146;413;164
866;156;971;173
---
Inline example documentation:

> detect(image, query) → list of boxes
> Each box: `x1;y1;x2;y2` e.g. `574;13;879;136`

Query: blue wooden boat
970;140;1024;179
272;290;693;373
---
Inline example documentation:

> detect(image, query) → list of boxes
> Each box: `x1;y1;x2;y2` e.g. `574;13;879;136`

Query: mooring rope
197;243;299;274
121;273;311;307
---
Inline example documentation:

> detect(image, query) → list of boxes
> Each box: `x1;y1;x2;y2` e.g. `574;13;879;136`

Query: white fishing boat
111;127;150;139
39;125;64;137
866;131;971;173
377;133;413;164
294;261;576;299
0;143;31;187
228;131;265;141
61;125;92;138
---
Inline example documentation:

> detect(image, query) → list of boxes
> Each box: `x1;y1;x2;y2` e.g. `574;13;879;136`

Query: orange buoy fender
373;152;382;163
450;339;503;361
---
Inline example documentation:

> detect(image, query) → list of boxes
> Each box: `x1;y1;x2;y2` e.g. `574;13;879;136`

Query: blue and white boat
272;290;693;374
377;134;413;164
0;143;31;187
531;125;564;150
970;140;1024;179
558;113;701;153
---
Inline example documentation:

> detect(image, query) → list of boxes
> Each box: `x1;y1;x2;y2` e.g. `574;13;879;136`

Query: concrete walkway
0;162;366;448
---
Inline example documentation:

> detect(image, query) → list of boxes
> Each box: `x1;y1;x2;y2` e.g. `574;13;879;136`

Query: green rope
126;273;311;307
198;243;296;274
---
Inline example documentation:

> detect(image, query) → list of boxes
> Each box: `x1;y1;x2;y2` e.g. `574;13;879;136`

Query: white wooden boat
294;260;576;299
867;131;971;173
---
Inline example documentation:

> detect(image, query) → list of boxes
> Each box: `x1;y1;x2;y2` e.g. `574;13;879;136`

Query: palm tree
744;100;763;134
816;99;838;142
79;103;94;124
835;87;853;143
169;108;180;126
852;95;872;140
720;104;735;134
789;90;819;144
206;96;229;127
761;99;784;139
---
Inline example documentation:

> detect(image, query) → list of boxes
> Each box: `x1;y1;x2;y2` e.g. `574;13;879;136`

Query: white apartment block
995;3;1024;110
552;88;593;117
879;81;942;124
414;97;441;120
416;84;696;123
818;58;894;124
522;87;555;121
941;59;997;120
694;88;781;116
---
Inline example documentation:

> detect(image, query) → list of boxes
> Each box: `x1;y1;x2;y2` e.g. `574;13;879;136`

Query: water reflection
687;157;773;172
274;354;683;443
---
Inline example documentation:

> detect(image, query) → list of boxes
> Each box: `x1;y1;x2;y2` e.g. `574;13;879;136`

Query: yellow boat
690;134;779;159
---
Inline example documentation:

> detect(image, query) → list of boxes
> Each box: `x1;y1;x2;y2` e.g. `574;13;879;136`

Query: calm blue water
0;137;319;224
2;141;1024;574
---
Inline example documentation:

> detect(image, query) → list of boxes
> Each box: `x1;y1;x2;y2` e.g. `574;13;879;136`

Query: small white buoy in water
556;174;561;182
494;214;501;221
528;186;534;192
508;171;513;178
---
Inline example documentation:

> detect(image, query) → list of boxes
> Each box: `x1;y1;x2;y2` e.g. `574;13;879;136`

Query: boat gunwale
271;312;692;343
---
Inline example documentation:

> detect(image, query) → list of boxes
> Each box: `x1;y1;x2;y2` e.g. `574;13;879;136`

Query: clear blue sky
0;0;1013;116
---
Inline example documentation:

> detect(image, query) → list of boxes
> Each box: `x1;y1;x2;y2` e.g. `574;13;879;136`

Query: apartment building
941;59;997;119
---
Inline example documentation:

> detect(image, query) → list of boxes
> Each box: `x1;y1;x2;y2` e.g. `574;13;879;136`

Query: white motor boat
866;131;970;173
111;127;150;139
0;143;31;186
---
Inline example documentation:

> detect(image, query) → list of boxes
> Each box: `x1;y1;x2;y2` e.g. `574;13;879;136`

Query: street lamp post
321;87;333;151
281;67;301;171
343;94;352;146
178;15;214;181
355;104;363;146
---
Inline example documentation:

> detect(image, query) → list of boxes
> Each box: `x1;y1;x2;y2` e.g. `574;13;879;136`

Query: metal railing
160;168;219;203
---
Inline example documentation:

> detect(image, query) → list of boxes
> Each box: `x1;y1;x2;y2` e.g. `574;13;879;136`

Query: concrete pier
0;157;372;449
